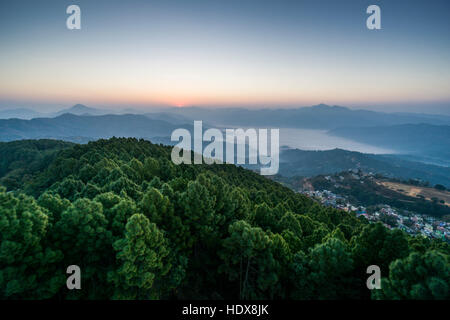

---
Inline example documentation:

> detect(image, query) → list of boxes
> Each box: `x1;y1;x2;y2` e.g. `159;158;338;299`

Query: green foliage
0;140;74;191
308;238;356;299
108;214;169;299
0;188;64;299
0;138;448;300
219;221;279;299
374;250;449;299
351;223;410;272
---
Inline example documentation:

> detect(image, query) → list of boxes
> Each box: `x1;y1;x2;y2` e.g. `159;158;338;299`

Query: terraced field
379;181;450;207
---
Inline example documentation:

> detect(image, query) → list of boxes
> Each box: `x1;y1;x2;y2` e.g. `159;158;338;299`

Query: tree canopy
0;138;448;299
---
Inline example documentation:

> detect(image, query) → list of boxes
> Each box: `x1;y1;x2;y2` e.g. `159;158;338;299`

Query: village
302;188;450;242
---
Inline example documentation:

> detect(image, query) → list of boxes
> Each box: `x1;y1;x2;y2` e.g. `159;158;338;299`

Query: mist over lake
279;128;395;154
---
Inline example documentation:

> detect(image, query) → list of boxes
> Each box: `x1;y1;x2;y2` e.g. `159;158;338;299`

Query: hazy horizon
1;0;449;114
1;101;450;116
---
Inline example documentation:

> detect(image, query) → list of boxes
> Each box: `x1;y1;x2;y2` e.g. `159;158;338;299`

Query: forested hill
278;148;450;187
0;140;74;190
0;138;448;300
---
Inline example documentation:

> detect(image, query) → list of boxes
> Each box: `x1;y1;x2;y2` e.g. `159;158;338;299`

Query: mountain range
2;104;450;129
1;103;449;170
0;104;118;120
0;113;191;143
157;104;450;129
0;108;46;120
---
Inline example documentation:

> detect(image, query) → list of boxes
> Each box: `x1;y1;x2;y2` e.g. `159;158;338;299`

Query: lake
279;128;395;154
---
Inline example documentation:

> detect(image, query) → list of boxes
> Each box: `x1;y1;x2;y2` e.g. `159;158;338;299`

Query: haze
0;0;449;114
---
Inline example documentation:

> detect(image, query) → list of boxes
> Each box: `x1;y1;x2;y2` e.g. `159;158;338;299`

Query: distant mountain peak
311;103;330;108
55;104;110;116
310;104;349;111
0;108;44;120
73;103;87;107
67;104;92;111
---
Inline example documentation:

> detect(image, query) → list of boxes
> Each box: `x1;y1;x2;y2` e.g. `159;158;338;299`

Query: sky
0;0;449;114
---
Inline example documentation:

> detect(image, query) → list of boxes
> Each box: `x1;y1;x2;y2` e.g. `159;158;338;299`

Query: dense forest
0;138;448;299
